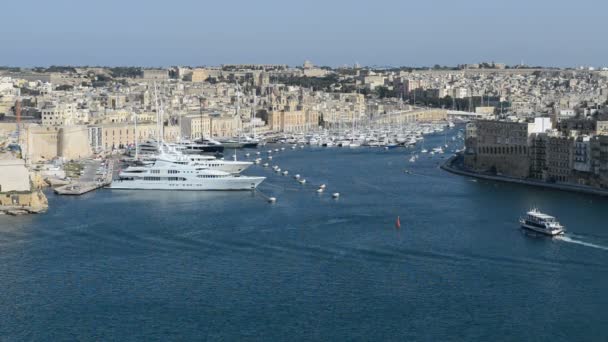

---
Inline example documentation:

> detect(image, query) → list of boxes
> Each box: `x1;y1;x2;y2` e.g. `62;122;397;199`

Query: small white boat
298;179;306;184
282;171;289;176
332;193;340;199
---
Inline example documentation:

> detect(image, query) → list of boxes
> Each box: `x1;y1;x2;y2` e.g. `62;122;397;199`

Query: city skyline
2;0;606;68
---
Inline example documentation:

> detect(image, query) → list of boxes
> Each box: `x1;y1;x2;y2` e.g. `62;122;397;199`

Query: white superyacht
129;143;253;174
162;152;253;174
109;157;265;191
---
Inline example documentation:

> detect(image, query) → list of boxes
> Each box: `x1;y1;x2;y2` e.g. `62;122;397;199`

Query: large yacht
131;139;161;155
109;159;264;191
173;138;224;155
161;153;252;174
519;209;565;236
219;136;260;149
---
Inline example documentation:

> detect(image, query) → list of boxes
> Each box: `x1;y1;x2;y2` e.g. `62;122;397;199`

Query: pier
54;159;114;196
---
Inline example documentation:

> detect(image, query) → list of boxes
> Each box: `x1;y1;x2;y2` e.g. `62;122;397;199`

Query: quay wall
442;155;608;197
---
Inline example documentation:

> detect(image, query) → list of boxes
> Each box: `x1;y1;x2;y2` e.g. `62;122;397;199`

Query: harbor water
1;128;608;340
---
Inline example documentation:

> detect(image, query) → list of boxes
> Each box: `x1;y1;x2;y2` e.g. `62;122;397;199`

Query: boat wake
555;235;608;251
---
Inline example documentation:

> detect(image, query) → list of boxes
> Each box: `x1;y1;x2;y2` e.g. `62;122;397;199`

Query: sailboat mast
252;90;257;138
235;80;241;141
134;113;139;159
153;82;160;143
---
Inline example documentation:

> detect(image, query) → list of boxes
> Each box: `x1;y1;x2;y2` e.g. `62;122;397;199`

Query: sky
1;0;606;68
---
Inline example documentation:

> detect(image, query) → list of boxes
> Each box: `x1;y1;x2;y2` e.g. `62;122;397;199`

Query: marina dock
54;159;114;196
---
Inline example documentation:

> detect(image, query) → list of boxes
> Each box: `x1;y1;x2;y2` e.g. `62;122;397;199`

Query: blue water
1;128;608;341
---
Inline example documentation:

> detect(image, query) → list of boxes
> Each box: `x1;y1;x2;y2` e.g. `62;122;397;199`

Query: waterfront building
265;109;318;133
464;120;531;178
465;115;608;190
96;122;180;150
25;125;92;162
0;157;30;192
573;135;592;173
546;134;574;183
597;135;608;187
0;155;48;212
179;114;241;139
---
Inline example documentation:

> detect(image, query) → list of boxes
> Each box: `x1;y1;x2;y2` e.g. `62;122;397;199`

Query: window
168;170;179;174
151;170;160;174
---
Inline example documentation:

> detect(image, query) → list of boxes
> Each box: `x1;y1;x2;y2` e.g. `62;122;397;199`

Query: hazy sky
1;0;605;67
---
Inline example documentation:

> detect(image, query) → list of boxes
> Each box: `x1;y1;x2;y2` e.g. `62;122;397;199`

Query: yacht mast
134;113;139;159
235;80;241;141
153;82;161;143
252;90;257;138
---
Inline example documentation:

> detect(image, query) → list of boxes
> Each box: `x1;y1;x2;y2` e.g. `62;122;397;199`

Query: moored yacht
519;209;565;236
161;153;253;174
109;159;264;191
177;138;224;155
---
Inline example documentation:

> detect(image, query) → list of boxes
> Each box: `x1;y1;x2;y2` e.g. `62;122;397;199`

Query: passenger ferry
519;209;565;236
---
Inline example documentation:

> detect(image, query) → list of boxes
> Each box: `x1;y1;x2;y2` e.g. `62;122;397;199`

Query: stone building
179;114;241;139
41;103;77;126
0;157;48;213
529;133;547;180
464;120;531;178
25;125;92;162
546;135;573;183
186;69;209;83
597;135;608;188
94;122;180;150
142;69;169;81
265;109;319;133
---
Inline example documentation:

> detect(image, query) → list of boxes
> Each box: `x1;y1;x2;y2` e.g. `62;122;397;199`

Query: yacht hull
181;146;225;154
109;177;265;191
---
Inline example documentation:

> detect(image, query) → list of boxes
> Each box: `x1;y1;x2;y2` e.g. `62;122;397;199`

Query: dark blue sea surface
1;128;608;341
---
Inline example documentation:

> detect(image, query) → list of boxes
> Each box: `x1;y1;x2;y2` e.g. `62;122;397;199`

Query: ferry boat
519;209;565;236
